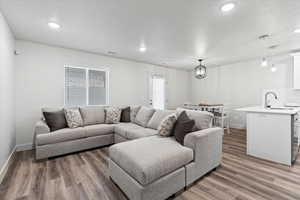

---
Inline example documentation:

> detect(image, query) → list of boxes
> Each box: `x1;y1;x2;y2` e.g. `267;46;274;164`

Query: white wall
0;12;16;171
190;56;296;129
15;40;190;145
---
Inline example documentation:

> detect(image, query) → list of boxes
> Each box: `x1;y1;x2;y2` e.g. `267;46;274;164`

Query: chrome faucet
264;91;278;108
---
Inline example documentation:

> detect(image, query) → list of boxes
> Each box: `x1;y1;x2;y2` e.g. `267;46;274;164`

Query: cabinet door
247;113;292;165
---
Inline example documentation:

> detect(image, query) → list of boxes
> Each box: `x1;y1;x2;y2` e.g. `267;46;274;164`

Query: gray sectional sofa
34;106;223;200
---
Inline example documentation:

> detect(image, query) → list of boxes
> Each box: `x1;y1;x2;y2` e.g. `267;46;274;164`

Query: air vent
258;34;270;40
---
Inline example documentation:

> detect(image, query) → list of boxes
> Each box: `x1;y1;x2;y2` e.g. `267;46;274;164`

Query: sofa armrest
35;120;50;135
184;127;223;163
34;120;50;148
184;127;223;185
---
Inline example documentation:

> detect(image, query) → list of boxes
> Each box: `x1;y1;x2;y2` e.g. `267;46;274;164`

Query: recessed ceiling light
107;51;117;55
221;3;235;12
48;22;60;30
271;65;277;72
268;45;279;49
139;46;147;52
261;57;268;67
294;28;300;33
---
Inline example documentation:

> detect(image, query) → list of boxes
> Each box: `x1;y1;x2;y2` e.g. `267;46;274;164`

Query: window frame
64;65;110;106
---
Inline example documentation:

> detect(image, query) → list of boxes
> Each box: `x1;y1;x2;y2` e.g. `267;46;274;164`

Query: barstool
213;107;230;134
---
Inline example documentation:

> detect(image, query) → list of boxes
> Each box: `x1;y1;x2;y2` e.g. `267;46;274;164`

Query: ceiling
1;0;300;69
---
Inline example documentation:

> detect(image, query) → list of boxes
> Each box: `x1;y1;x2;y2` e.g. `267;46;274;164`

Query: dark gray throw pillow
43;110;67;132
173;111;195;145
120;107;131;122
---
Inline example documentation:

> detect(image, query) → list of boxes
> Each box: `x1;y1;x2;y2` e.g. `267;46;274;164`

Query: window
65;66;109;106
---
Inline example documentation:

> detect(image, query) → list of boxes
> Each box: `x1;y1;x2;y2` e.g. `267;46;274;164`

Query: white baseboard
16;143;33;152
230;123;246;130
0;146;16;184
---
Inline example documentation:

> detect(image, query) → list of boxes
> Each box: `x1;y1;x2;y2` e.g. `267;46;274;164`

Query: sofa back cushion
43;109;67;132
130;106;141;123
79;106;106;126
176;108;213;131
147;110;175;130
134;106;155;127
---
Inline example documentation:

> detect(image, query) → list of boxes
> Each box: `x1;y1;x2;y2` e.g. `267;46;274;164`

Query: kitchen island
237;106;300;166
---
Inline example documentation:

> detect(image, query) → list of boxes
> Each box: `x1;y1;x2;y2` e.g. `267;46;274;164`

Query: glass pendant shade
194;59;207;79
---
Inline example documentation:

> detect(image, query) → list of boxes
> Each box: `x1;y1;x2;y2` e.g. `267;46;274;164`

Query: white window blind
65;66;109;106
65;67;86;106
88;70;106;105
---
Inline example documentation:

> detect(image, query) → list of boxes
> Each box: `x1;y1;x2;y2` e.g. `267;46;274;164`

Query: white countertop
236;106;300;115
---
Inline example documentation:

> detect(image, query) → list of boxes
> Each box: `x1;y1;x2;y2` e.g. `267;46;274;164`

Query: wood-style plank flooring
1;129;300;200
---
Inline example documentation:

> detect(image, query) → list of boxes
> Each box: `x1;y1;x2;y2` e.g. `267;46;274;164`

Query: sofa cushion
64;108;83;128
109;136;194;185
105;107;122;124
147;110;175;130
80;106;106;126
174;111;195;145
120;107;131;122
130;106;141;123
114;123;157;140
41;107;63;119
126;127;157;140
158;114;177;137
43;110;67;132
176;108;213;131
36;127;86;145
114;123;141;138
84;124;115;137
134;106;155;127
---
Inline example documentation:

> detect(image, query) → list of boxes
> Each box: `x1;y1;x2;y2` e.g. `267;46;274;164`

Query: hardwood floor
1;129;300;200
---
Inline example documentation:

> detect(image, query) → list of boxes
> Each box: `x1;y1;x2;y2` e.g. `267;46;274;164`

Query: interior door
149;75;166;110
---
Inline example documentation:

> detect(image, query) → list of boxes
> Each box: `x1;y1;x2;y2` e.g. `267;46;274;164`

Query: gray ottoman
109;135;193;200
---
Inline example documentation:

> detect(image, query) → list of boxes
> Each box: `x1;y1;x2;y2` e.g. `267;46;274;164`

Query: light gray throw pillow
147;110;175;130
130;106;141;123
79;106;106;125
158;114;177;137
134;106;155;127
64;108;83;128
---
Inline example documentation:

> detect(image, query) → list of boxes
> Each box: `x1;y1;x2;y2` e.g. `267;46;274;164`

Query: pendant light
194;59;207;79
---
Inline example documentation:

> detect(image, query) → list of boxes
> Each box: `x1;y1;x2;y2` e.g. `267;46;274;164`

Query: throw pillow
174;111;195;145
134;106;155;127
176;110;190;121
79;106;106;125
158;114;177;137
64;108;83;128
43;110;67;132
130;106;141;122
176;108;213;131
147;110;175;130
120;106;131;122
105;107;122;124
